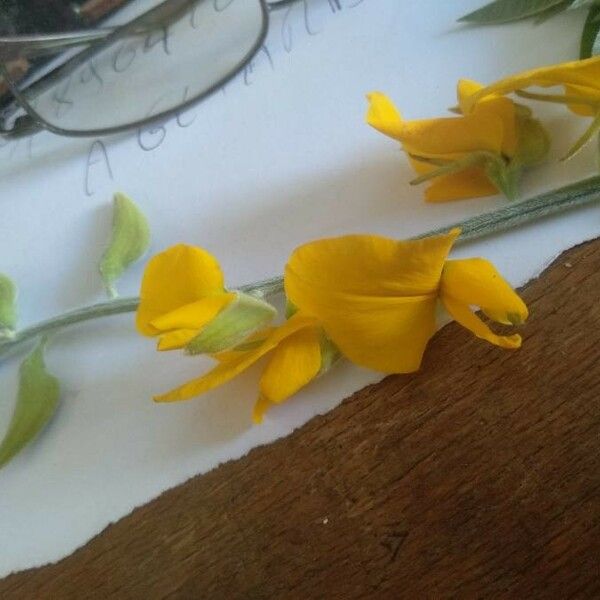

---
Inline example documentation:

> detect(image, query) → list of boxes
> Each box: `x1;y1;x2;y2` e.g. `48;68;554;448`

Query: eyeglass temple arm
0;0;197;61
0;0;297;61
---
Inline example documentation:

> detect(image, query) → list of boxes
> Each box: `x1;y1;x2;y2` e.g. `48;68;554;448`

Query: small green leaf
99;193;150;298
186;292;277;355
0;339;60;468
459;0;573;24
580;5;600;57
0;273;17;333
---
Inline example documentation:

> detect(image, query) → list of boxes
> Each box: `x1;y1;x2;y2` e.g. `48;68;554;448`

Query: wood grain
1;238;599;599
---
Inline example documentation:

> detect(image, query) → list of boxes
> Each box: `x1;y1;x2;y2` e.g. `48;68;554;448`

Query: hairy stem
1;175;599;361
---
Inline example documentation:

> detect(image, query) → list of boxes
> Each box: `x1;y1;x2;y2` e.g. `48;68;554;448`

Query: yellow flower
284;229;528;374
154;313;334;424
366;91;528;201
459;56;600;159
136;244;275;353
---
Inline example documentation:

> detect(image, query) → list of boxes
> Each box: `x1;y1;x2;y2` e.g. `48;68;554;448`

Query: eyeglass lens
7;0;265;134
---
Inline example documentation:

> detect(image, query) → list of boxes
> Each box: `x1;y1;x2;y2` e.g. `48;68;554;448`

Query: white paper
0;0;598;577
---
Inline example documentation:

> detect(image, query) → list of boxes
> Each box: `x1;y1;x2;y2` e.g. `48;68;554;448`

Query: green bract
0;273;17;334
185;292;277;355
99;192;151;298
0;339;60;468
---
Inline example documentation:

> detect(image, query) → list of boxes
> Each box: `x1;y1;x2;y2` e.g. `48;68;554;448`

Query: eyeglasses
0;0;297;138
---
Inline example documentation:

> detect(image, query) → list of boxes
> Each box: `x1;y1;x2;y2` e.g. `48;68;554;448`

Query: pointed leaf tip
459;0;571;24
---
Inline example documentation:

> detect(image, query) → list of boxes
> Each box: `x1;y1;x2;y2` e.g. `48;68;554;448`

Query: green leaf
0;339;60;468
535;0;576;23
185;292;277;355
580;5;600;57
459;0;573;24
569;0;600;10
0;273;17;332
99;193;150;298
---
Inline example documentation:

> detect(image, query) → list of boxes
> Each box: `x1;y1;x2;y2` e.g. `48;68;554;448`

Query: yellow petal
286;230;459;298
285;231;460;373
441;295;522;349
154;314;318;403
457;79;485;114
440;258;528;325
563;83;600;117
254;326;322;423
472;97;518;156
423;167;499;202
136;245;226;336
156;329;199;351
366;91;404;139
462;56;600;114
150;294;235;332
308;294;439;373
399;113;505;157
367;91;506;158
252;395;273;425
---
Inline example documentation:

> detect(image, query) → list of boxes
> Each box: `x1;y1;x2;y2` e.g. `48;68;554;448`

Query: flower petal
440;258;528;325
563;83;600;117
136;245;226;336
156;329;199;351
285;231;460;373
423;167;499;202
308;294;439;373
154;314;318;403
461;56;600;114
473;97;518;156
367;90;506;158
457;79;485;113
254;326;322;423
149;294;235;332
441;295;522;349
366;92;404;139
286;230;459;299
399;113;505;157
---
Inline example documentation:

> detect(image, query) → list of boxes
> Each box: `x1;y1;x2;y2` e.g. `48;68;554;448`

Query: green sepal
485;160;520;200
99;192;151;298
512;111;551;168
185;292;277;355
318;332;341;375
285;300;298;319
0;338;60;469
0;273;17;334
458;0;573;24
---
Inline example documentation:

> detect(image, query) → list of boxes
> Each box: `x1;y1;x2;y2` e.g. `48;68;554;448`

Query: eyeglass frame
0;0;298;139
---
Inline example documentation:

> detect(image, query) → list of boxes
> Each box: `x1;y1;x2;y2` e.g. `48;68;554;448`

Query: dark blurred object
0;0;128;110
0;0;129;34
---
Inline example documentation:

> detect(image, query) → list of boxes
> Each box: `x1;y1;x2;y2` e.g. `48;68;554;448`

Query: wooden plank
1;237;599;599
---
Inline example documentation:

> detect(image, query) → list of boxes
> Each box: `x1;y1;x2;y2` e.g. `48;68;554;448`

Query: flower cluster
137;230;527;423
367;56;600;202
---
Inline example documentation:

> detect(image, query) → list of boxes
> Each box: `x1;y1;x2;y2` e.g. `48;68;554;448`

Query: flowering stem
1;175;599;361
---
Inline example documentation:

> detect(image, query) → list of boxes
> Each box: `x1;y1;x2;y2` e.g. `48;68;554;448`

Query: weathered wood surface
1;238;599;599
